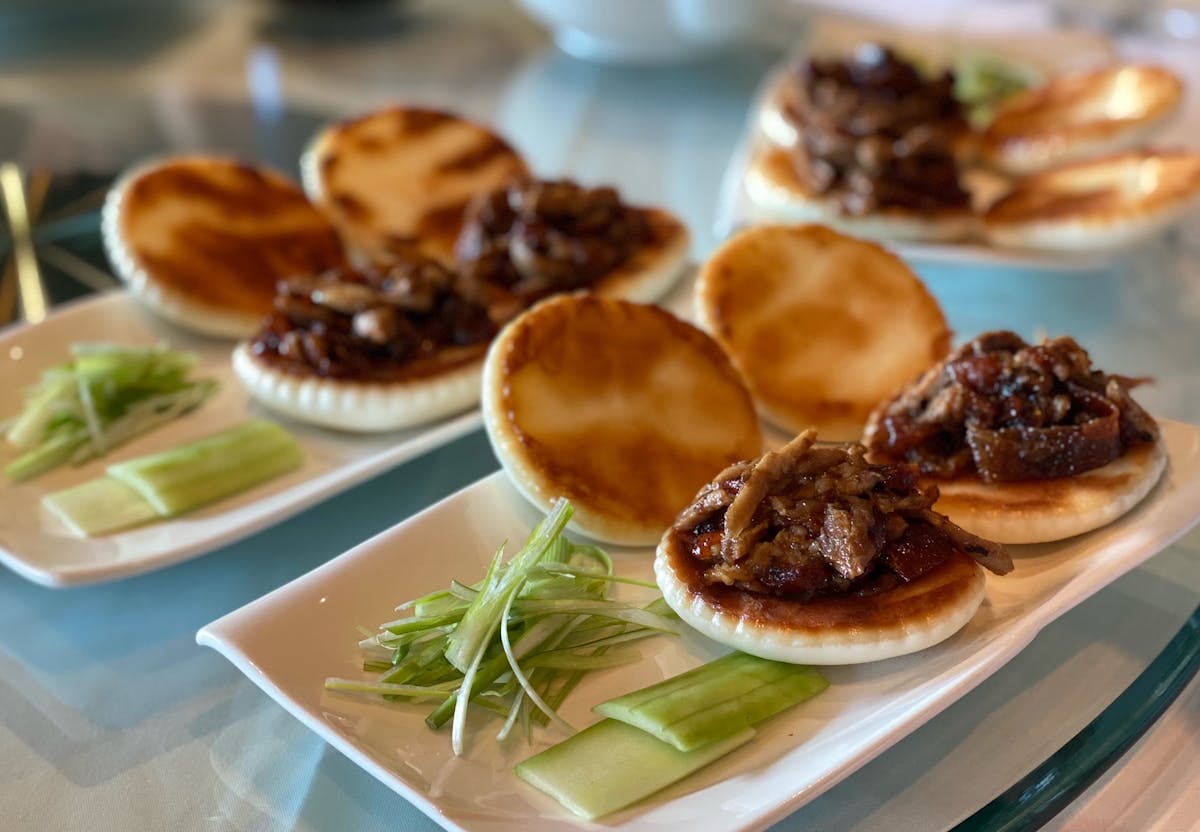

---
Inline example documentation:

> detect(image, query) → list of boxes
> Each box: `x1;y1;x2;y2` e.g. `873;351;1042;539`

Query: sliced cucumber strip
106;420;302;516
593;651;828;751
43;476;159;536
515;718;754;820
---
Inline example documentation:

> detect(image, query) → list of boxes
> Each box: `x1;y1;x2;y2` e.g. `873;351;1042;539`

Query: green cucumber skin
107;421;302;515
515;719;755;820
594;652;829;751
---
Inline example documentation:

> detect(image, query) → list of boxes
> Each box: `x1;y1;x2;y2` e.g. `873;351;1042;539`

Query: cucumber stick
515;718;754;820
107;420;302;516
44;420;303;535
593;651;829;751
43;477;159;536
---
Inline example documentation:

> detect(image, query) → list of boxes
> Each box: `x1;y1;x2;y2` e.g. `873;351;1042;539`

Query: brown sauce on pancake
933;443;1152;515
663;530;982;634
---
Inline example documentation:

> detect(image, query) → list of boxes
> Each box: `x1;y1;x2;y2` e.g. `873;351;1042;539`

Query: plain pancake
980;64;1183;176
103;156;347;338
932;439;1167;544
302;107;529;263
983;150;1200;252
655;532;987;665
744;145;976;243
232;341;487;433
483;294;763;546
696;224;951;441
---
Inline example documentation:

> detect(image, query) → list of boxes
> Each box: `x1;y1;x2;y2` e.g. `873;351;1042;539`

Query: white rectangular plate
0;292;483;587
198;419;1200;832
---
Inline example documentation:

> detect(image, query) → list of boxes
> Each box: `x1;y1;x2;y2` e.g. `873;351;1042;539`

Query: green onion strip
324;499;680;756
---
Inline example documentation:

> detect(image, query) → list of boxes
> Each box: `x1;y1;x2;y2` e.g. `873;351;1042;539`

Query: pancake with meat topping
654;430;1012;665
233;253;497;432
456;178;689;305
745;45;976;243
696;224;951;441
235;176;689;432
483;294;763;545
103;156;348;338
864;330;1166;543
301;107;530;264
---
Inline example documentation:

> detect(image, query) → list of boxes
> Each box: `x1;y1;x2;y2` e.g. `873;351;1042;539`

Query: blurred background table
0;1;1198;830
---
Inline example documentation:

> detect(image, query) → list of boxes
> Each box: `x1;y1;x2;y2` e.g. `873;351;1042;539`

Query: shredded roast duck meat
455;177;652;299
864;331;1159;483
674;430;1011;600
786;44;970;215
248;253;496;380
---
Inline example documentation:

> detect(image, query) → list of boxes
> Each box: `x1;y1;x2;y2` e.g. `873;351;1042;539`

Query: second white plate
198;418;1200;832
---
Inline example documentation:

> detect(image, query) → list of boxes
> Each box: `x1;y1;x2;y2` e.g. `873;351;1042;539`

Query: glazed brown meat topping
674;431;1011;600
787;44;970;215
455;178;652;299
864;331;1159;482
248;253;496;380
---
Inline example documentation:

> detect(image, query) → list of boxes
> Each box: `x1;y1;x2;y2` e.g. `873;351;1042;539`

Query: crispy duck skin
864;330;1159;482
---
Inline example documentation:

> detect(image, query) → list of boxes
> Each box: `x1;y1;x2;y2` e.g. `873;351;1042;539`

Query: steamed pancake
979;64;1184;176
696;224;951;441
482;294;763;546
932;441;1167;544
983;149;1200;253
103;156;347;338
302;107;529;263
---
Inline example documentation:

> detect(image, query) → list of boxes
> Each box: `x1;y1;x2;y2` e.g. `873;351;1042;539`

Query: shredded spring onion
325;499;680;756
4;343;218;481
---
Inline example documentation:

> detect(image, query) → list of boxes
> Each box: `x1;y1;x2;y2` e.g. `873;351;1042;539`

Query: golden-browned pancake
302;107;529;264
103;156;347;338
655;525;987;665
744;145;977;243
932;440;1167;544
979;64;1183;176
983;150;1200;252
482;294;763;545
696;224;951;441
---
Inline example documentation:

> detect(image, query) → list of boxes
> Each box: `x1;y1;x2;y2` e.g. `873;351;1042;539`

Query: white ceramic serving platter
0;291;483;588
199;418;1200;832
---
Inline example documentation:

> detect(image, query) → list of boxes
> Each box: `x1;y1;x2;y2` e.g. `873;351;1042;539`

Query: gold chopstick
0;163;49;325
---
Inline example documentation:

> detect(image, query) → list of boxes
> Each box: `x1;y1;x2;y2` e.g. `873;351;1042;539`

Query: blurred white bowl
515;0;761;63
